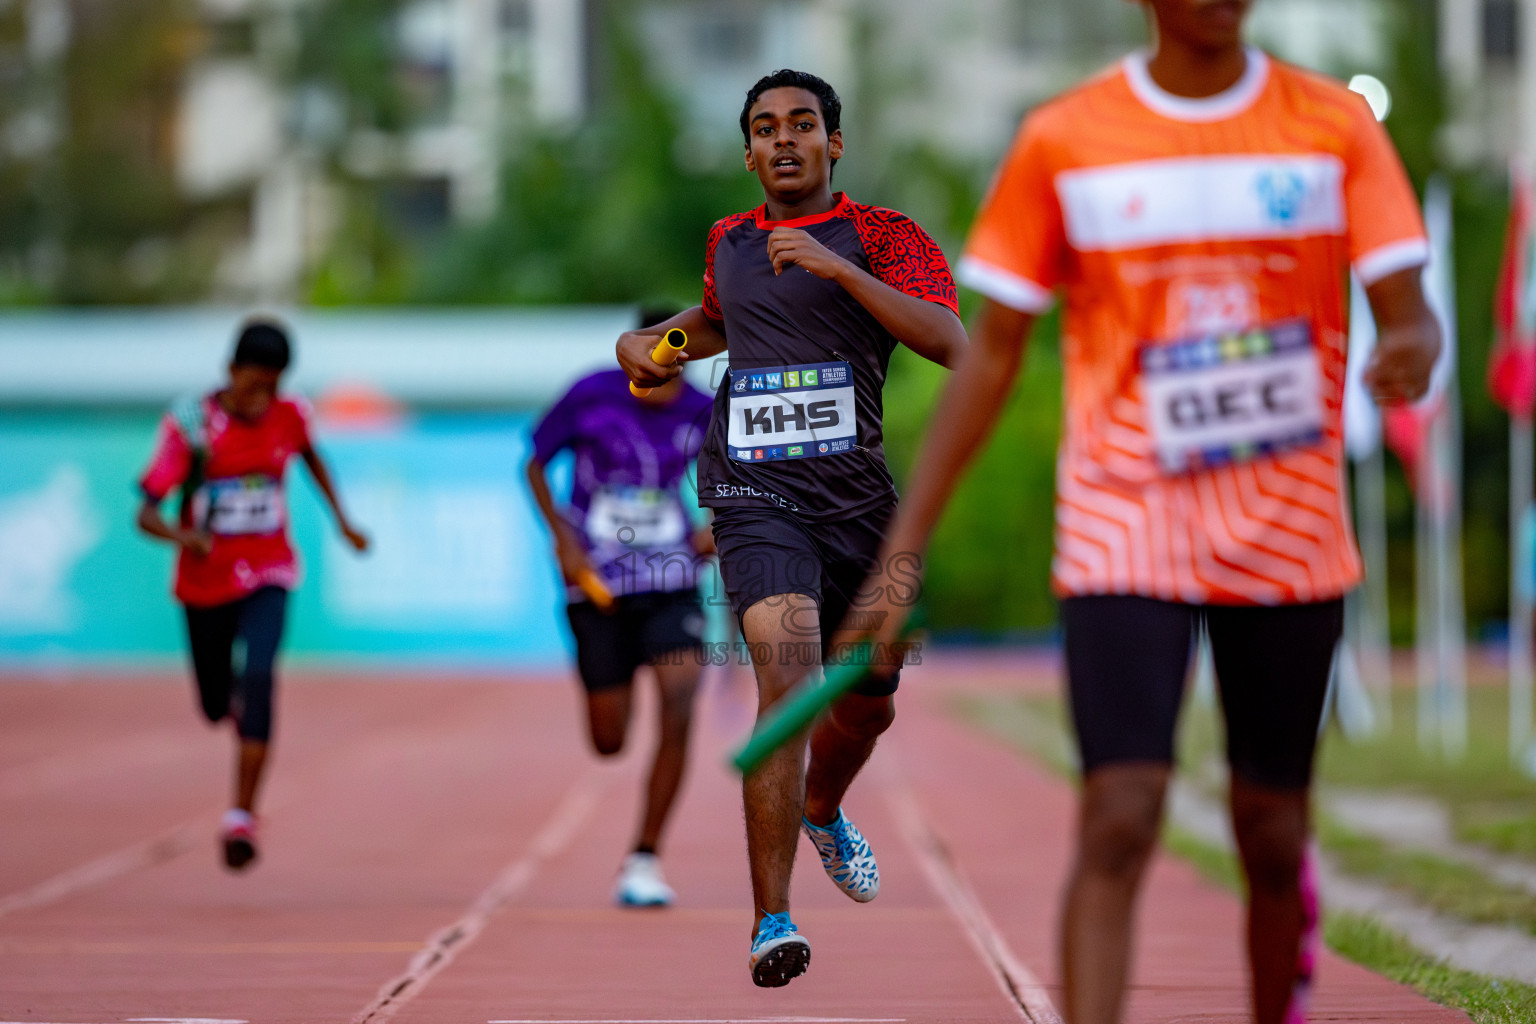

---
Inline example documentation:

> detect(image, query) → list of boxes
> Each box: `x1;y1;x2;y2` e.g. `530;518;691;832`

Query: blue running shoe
803;808;879;902
749;912;810;987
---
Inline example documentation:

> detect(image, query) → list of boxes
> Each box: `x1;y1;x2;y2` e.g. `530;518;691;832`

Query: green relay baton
729;612;925;776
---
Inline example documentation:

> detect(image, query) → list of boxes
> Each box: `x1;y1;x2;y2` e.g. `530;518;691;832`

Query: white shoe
613;852;675;907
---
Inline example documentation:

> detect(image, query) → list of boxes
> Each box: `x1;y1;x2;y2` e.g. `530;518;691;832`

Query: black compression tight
183;586;288;742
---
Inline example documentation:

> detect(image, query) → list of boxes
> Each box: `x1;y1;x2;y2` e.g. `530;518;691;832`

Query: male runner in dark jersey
838;1;1441;1020
618;69;967;987
137;318;369;870
527;311;714;907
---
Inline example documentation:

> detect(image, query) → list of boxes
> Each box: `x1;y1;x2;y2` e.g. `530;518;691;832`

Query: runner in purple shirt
526;315;714;908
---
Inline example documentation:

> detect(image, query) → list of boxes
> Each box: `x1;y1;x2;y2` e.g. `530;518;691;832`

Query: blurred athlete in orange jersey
839;1;1441;1021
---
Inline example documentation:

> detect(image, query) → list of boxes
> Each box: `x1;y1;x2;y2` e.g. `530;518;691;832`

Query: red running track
0;656;1466;1024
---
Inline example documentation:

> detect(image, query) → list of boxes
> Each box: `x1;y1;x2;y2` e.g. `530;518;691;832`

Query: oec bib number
1140;320;1324;474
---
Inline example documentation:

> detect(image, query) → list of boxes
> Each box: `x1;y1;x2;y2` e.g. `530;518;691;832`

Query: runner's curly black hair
739;69;842;173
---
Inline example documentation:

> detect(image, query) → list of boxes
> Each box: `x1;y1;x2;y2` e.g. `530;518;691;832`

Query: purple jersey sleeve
530;382;586;464
679;384;713;460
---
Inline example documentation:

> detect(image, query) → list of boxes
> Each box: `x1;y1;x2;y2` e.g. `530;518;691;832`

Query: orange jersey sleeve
1343;97;1429;283
959;114;1065;312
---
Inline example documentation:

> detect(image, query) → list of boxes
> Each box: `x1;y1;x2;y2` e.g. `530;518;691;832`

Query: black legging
183;586;288;742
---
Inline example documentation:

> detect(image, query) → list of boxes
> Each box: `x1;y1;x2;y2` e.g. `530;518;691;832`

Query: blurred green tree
308;12;760;305
0;0;219;303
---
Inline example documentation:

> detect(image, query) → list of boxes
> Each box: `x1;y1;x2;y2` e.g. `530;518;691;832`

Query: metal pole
1356;441;1394;725
1436;395;1469;758
1511;414;1534;765
1424;176;1467;759
1417;418;1438;752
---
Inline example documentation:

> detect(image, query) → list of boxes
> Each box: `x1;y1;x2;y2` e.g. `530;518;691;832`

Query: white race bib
1140;320;1324;475
585;486;688;548
198;475;285;536
727;361;858;462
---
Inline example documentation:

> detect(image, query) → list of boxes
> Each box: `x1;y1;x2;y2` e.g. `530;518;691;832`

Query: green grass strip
1458;811;1536;859
1317;817;1536;935
1325;913;1536;1024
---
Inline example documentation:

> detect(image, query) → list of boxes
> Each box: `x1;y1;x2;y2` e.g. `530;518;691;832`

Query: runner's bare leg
802;693;894;826
635;659;702;852
741;593;821;933
1060;763;1170;1024
584;686;634;756
235;738;269;814
1230;778;1310;1024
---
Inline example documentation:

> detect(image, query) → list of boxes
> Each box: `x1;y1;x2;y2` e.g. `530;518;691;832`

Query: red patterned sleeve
849;205;960;316
702;217;729;324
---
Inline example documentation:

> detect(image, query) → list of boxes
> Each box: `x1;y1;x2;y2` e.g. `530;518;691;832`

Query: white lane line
0;819;204;921
351;769;608;1024
883;777;1064;1024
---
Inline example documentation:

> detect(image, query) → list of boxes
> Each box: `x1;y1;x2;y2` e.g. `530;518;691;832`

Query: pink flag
1490;165;1536;416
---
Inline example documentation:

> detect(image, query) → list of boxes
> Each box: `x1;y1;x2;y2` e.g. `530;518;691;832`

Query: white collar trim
1123;46;1269;122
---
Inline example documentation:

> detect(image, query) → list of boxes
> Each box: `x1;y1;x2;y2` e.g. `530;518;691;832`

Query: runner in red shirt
136;318;369;871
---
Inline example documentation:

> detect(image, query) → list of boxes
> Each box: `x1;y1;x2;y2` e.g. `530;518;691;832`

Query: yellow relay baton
630;329;688;397
575;568;615;612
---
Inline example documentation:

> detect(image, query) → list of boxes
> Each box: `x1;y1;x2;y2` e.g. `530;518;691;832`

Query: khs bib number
1140;320;1324;475
585;487;688;548
199;476;285;536
727;361;857;463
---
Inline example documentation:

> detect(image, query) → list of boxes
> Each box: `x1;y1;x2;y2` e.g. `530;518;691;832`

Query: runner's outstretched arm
299;446;369;551
836;298;1035;649
617;306;728;388
1362;266;1441;404
764;227;967;367
524;456;598;584
135;496;212;556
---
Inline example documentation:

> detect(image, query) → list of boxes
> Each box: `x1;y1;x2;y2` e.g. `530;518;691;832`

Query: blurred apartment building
1;0;1523;303
170;0;1153;302
173;0;580;299
1440;0;1536;166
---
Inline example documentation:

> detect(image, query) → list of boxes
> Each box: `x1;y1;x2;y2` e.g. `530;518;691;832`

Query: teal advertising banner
0;410;577;670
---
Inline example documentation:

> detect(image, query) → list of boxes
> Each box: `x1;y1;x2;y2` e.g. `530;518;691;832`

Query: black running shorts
182;585;288;742
566;589;706;693
1060;594;1344;790
711;502;901;697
